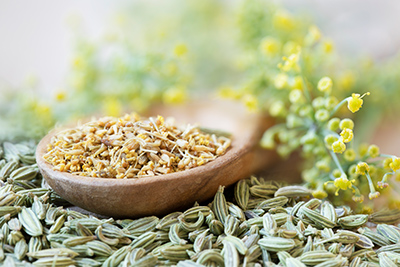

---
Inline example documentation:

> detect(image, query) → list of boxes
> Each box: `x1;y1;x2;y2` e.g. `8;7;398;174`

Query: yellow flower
55;91;66;102
72;56;85;69
260;37;281;56
332;140;346;153
273;10;295;31
242;94;258;112
305;25;321;45
274;73;288;89
323;40;334;54
358;143;369;157
163;86;186;104
340;128;353;143
174;43;188;57
367;145;380;158
356;162;370;175
339;71;355;91
279;51;301;72
218;86;241;100
333;174;353;195
347;92;370;113
291;75;303;90
390;157;400;172
104;98;121;117
317;77;333;93
283;41;300;55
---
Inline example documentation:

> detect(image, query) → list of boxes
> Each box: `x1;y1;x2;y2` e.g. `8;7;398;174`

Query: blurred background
1;0;400;149
1;0;400;95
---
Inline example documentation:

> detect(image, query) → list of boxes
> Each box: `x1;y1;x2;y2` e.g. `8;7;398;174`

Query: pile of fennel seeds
3;142;400;265
43;114;231;179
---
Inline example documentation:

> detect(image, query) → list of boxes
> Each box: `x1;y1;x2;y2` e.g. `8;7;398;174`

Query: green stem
365;172;376;193
330;98;349;116
329;149;345;175
380;154;395;158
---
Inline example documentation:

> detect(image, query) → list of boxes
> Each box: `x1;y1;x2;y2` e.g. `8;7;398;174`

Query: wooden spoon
36;99;278;218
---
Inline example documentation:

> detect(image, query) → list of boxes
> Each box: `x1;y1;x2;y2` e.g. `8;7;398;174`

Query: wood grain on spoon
36;99;278;218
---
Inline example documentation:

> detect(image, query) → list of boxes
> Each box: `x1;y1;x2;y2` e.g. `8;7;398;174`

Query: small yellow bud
269;101;286;117
260;37;281;56
302;168;319;183
163;86;186;104
352;194;364;203
390;157;400;172
317;77;333;93
344;148;356;162
324;135;338;147
260;130;276;149
298;105;313;118
173;43;188;57
323;40;334;54
274;73;288;89
332;140;346;154
55;91;66;102
312;190;328;199
327;118;340;131
339;118;354;130
369;191;380;200
325;96;339;110
332;169;342;178
348;164;358;178
347;92;370;113
300;132;317;145
383;158;393;169
291;76;303;90
356;162;370;175
280;52;300;72
316;160;330;172
305;25;321;45
283;41;300;55
242;94;258;112
289;89;304;104
218;86;240;99
340;128;353;143
339;71;355;91
358;143;369;157
273;10;295;31
277;145;291;158
367;145;380;158
315;109;330;122
312;97;325;109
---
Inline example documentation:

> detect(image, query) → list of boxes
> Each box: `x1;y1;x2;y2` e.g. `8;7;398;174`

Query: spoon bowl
36;99;278;218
